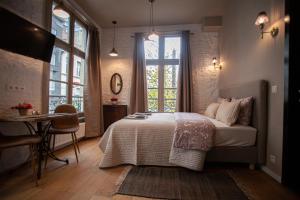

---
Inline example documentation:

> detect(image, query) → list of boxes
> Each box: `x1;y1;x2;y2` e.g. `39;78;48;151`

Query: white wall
220;0;285;179
0;0;47;172
101;24;220;113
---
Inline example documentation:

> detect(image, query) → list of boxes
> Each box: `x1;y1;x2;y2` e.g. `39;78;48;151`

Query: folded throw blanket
173;112;215;151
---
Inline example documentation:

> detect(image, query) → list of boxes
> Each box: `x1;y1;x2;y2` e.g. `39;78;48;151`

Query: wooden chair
44;104;80;168
0;132;41;185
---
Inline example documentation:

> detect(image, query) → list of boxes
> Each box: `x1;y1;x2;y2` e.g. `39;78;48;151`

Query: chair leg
30;144;38;186
44;134;52;169
52;134;56;152
73;132;80;154
71;133;79;163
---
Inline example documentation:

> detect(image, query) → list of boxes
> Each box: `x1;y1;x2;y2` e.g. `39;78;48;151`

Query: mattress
208;118;257;147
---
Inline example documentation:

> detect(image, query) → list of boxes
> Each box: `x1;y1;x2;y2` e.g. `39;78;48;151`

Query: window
49;1;87;113
144;35;181;112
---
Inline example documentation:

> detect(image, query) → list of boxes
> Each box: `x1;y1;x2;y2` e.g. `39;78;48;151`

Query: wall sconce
255;11;279;39
212;57;222;70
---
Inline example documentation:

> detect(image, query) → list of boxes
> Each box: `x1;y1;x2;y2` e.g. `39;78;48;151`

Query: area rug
116;166;249;200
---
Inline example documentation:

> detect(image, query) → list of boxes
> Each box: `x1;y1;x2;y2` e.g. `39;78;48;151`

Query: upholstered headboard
219;80;268;164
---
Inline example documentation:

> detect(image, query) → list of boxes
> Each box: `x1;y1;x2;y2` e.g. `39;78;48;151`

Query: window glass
50;47;69;82
164;37;181;59
144;35;159;59
49;81;68;113
146;65;159;112
51;3;70;43
73;55;85;85
72;85;84;112
74;21;87;52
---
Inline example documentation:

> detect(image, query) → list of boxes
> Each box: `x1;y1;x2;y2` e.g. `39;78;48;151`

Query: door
282;0;300;191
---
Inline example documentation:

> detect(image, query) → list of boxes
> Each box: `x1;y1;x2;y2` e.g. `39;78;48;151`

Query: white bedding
209;118;257;147
99;113;256;170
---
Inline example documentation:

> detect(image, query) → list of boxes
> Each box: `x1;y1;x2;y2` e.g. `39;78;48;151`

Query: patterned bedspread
99;113;215;171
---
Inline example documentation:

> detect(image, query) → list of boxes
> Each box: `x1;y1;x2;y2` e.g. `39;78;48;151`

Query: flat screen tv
0;7;55;63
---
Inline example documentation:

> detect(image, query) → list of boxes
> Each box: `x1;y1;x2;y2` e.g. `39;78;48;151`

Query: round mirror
110;73;123;95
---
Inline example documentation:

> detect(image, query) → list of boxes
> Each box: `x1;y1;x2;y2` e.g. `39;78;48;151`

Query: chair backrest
52;104;79;129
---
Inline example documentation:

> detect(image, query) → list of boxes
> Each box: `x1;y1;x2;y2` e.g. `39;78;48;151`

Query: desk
0;113;74;178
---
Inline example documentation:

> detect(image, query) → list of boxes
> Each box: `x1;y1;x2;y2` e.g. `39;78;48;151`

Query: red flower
11;102;33;110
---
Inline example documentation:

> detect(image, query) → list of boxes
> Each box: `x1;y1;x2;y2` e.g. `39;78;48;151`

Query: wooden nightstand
103;104;128;131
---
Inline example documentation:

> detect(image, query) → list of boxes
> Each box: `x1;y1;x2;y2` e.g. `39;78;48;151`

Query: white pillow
204;103;220;119
216;101;241;126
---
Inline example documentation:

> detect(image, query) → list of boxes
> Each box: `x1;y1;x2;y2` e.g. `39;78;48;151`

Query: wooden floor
0;138;299;200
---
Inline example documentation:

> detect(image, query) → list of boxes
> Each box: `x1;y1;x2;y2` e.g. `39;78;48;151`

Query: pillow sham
204;103;220;119
216;101;241;126
232;96;254;126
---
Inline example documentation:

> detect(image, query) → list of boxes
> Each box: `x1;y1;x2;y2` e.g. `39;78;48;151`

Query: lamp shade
109;48;118;57
255;11;269;26
212;57;217;65
53;3;70;19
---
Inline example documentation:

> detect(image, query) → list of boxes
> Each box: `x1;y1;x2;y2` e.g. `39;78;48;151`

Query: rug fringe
227;170;258;200
114;165;132;194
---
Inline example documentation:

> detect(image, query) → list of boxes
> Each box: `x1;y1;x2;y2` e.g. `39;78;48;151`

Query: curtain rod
130;31;194;38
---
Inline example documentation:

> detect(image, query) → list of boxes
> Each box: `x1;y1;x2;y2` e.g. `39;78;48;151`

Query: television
0;7;55;63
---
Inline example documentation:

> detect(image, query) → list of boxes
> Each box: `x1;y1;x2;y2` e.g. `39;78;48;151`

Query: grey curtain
84;26;104;137
176;31;192;112
130;33;148;114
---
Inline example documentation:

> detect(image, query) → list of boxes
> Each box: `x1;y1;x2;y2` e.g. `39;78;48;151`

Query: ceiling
73;0;225;28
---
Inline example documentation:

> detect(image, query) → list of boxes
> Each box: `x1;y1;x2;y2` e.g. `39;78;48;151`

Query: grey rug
117;166;248;200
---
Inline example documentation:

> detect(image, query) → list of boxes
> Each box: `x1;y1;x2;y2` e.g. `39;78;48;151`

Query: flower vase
18;109;30;116
111;100;118;105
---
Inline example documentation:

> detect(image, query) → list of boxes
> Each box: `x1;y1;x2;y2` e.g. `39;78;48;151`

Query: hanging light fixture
109;21;119;57
53;1;70;19
145;0;158;40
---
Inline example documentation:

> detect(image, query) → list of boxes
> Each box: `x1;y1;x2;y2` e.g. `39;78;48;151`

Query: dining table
0;113;75;179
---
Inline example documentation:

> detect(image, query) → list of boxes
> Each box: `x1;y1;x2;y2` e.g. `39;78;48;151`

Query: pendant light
109;21;119;57
146;0;158;40
53;1;70;19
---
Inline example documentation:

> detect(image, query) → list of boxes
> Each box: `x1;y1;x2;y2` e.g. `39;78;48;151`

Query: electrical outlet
271;85;278;94
5;84;25;92
270;154;276;164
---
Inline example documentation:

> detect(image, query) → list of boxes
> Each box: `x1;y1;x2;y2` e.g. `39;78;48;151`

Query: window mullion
68;15;75;105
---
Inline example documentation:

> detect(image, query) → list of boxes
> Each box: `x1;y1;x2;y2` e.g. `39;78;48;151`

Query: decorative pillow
217;97;231;103
232;96;254;126
216;101;241;126
204;103;220;119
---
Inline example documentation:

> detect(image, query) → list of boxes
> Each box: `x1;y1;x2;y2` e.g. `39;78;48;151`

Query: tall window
144;35;181;112
49;2;87;113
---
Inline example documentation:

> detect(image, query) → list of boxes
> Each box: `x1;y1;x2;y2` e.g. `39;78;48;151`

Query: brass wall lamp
212;57;222;70
255;11;279;39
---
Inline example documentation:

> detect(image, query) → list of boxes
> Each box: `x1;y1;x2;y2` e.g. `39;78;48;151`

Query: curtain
176;31;192;112
129;33;148;114
84;26;104;137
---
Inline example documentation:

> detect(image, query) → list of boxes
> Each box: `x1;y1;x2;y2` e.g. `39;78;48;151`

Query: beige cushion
232;96;254;126
216;101;241;126
204;103;220;119
217;97;231;103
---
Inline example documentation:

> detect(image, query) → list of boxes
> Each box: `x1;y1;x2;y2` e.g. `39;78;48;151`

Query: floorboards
0;138;298;200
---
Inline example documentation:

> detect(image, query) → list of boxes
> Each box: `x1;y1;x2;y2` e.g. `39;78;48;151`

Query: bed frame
206;80;268;168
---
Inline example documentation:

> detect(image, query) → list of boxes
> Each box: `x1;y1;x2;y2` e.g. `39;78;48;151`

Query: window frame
49;0;88;113
145;34;181;112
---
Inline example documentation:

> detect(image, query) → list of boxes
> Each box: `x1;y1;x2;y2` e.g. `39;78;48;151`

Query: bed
99;80;268;170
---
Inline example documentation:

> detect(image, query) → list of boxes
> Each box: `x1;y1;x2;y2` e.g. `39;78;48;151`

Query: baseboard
261;166;282;183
